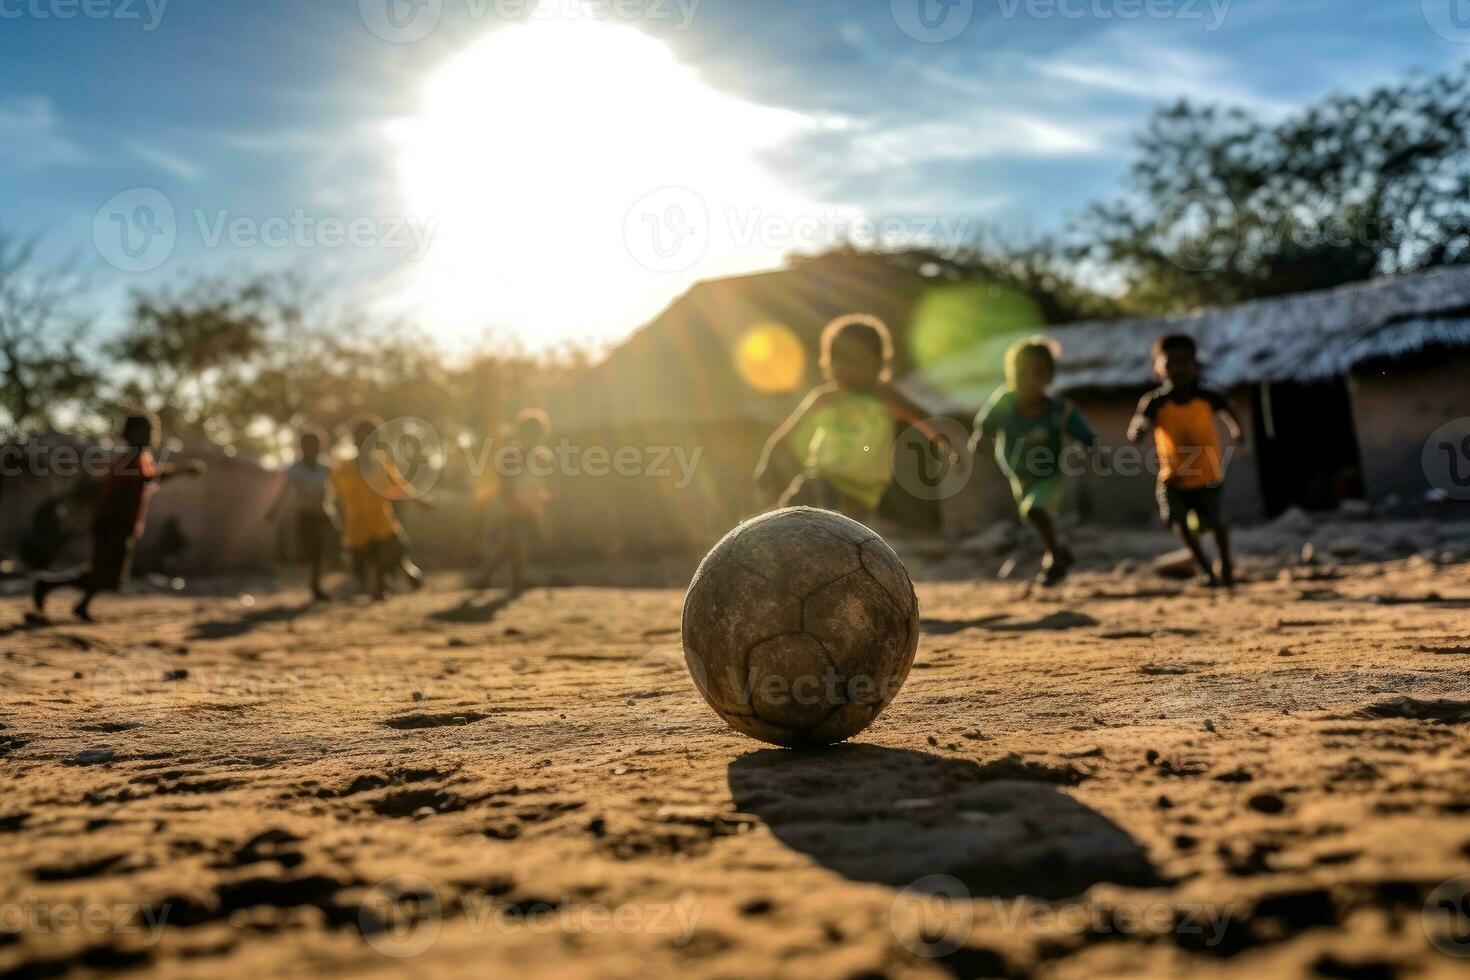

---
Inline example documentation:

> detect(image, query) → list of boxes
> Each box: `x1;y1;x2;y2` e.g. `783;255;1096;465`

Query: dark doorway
1252;378;1366;517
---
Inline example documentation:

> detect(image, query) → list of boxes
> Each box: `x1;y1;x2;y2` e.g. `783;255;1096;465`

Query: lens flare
735;323;806;393
909;281;1045;370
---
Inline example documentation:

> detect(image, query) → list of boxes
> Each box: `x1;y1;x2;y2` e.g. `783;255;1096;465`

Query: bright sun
390;8;819;349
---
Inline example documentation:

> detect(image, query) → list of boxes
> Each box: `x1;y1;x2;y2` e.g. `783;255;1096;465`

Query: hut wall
0;441;97;569
0;445;281;575
534;420;769;559
1349;349;1470;504
1220;388;1268;524
140;457;279;574
1070;392;1158;526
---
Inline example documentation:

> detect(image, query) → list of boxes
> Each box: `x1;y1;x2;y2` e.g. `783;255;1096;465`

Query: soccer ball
681;507;920;747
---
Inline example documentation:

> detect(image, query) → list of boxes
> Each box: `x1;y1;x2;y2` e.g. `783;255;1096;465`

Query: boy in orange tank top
1128;334;1243;588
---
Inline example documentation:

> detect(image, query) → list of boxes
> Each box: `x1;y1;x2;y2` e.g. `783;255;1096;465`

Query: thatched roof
556;261;1470;431
1048;265;1470;393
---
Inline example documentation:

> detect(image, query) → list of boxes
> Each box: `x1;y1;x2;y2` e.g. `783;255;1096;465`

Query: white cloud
849;111;1105;167
127;141;204;181
1031;38;1292;116
0;97;85;169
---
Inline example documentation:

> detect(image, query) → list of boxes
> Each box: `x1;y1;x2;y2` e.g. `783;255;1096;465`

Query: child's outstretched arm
1126;393;1157;443
754;384;833;483
159;458;207;482
967;388;1008;458
1063;402;1101;449
388;459;438;508
1063;402;1106;467
966;428;990;458
1210;392;1245;445
877;383;955;458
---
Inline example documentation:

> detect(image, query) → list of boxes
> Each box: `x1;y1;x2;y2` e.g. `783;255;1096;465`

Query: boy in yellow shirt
332;415;426;600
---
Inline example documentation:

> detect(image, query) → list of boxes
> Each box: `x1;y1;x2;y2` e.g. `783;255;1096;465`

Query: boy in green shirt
755;314;951;525
969;338;1099;586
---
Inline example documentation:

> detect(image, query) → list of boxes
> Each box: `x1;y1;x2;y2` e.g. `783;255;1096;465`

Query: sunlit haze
390;7;833;349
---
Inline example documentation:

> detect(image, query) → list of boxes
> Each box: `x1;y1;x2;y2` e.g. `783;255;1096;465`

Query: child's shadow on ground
920;611;1098;635
727;745;1158;901
429;593;517;625
189;603;314;641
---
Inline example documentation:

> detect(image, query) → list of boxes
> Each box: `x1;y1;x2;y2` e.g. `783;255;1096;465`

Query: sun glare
735;323;806;394
390;8;817;349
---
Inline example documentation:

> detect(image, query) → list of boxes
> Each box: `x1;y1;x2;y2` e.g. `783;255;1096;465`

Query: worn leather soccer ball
681;507;920;747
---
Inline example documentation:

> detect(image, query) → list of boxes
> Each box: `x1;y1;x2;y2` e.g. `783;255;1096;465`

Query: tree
1079;64;1470;313
105;272;593;465
0;230;98;436
792;241;1121;328
108;277;272;441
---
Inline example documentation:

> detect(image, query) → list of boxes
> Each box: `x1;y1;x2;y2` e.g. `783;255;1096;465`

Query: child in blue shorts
969;338;1099;586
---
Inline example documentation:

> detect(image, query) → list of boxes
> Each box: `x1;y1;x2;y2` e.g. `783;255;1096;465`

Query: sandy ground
2;550;1469;980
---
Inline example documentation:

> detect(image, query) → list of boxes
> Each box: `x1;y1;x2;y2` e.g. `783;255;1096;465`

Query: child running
969;337;1099;587
331;415;426;601
1128;333;1243;588
754;314;951;526
473;408;551;594
31;412;205;622
265;424;338;602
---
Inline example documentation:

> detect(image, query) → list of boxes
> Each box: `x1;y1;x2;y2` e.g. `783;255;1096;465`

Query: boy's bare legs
32;573;100;621
1171;519;1220;586
473;547;502;590
308;553;327;602
73;587;99;621
1027;511;1074;585
477;519;533;594
508;539;529;595
478;542;524;593
1210;524;1235;587
366;551;386;601
398;556;425;591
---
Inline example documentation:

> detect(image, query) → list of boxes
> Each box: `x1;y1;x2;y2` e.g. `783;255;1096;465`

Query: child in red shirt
31;413;204;621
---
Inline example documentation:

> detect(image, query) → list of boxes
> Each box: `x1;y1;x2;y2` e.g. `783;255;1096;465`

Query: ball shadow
727;745;1160;901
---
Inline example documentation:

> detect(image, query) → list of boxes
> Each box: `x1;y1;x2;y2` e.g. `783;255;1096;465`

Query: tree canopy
1077;63;1470;313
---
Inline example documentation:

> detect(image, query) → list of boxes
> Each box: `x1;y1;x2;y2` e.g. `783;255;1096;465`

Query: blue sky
1;0;1465;349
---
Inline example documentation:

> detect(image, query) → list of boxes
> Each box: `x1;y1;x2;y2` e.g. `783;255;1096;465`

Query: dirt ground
2;547;1469;979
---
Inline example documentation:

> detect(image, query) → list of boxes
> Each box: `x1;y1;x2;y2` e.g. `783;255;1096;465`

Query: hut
0;438;281;576
916;265;1470;525
543;252;968;556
